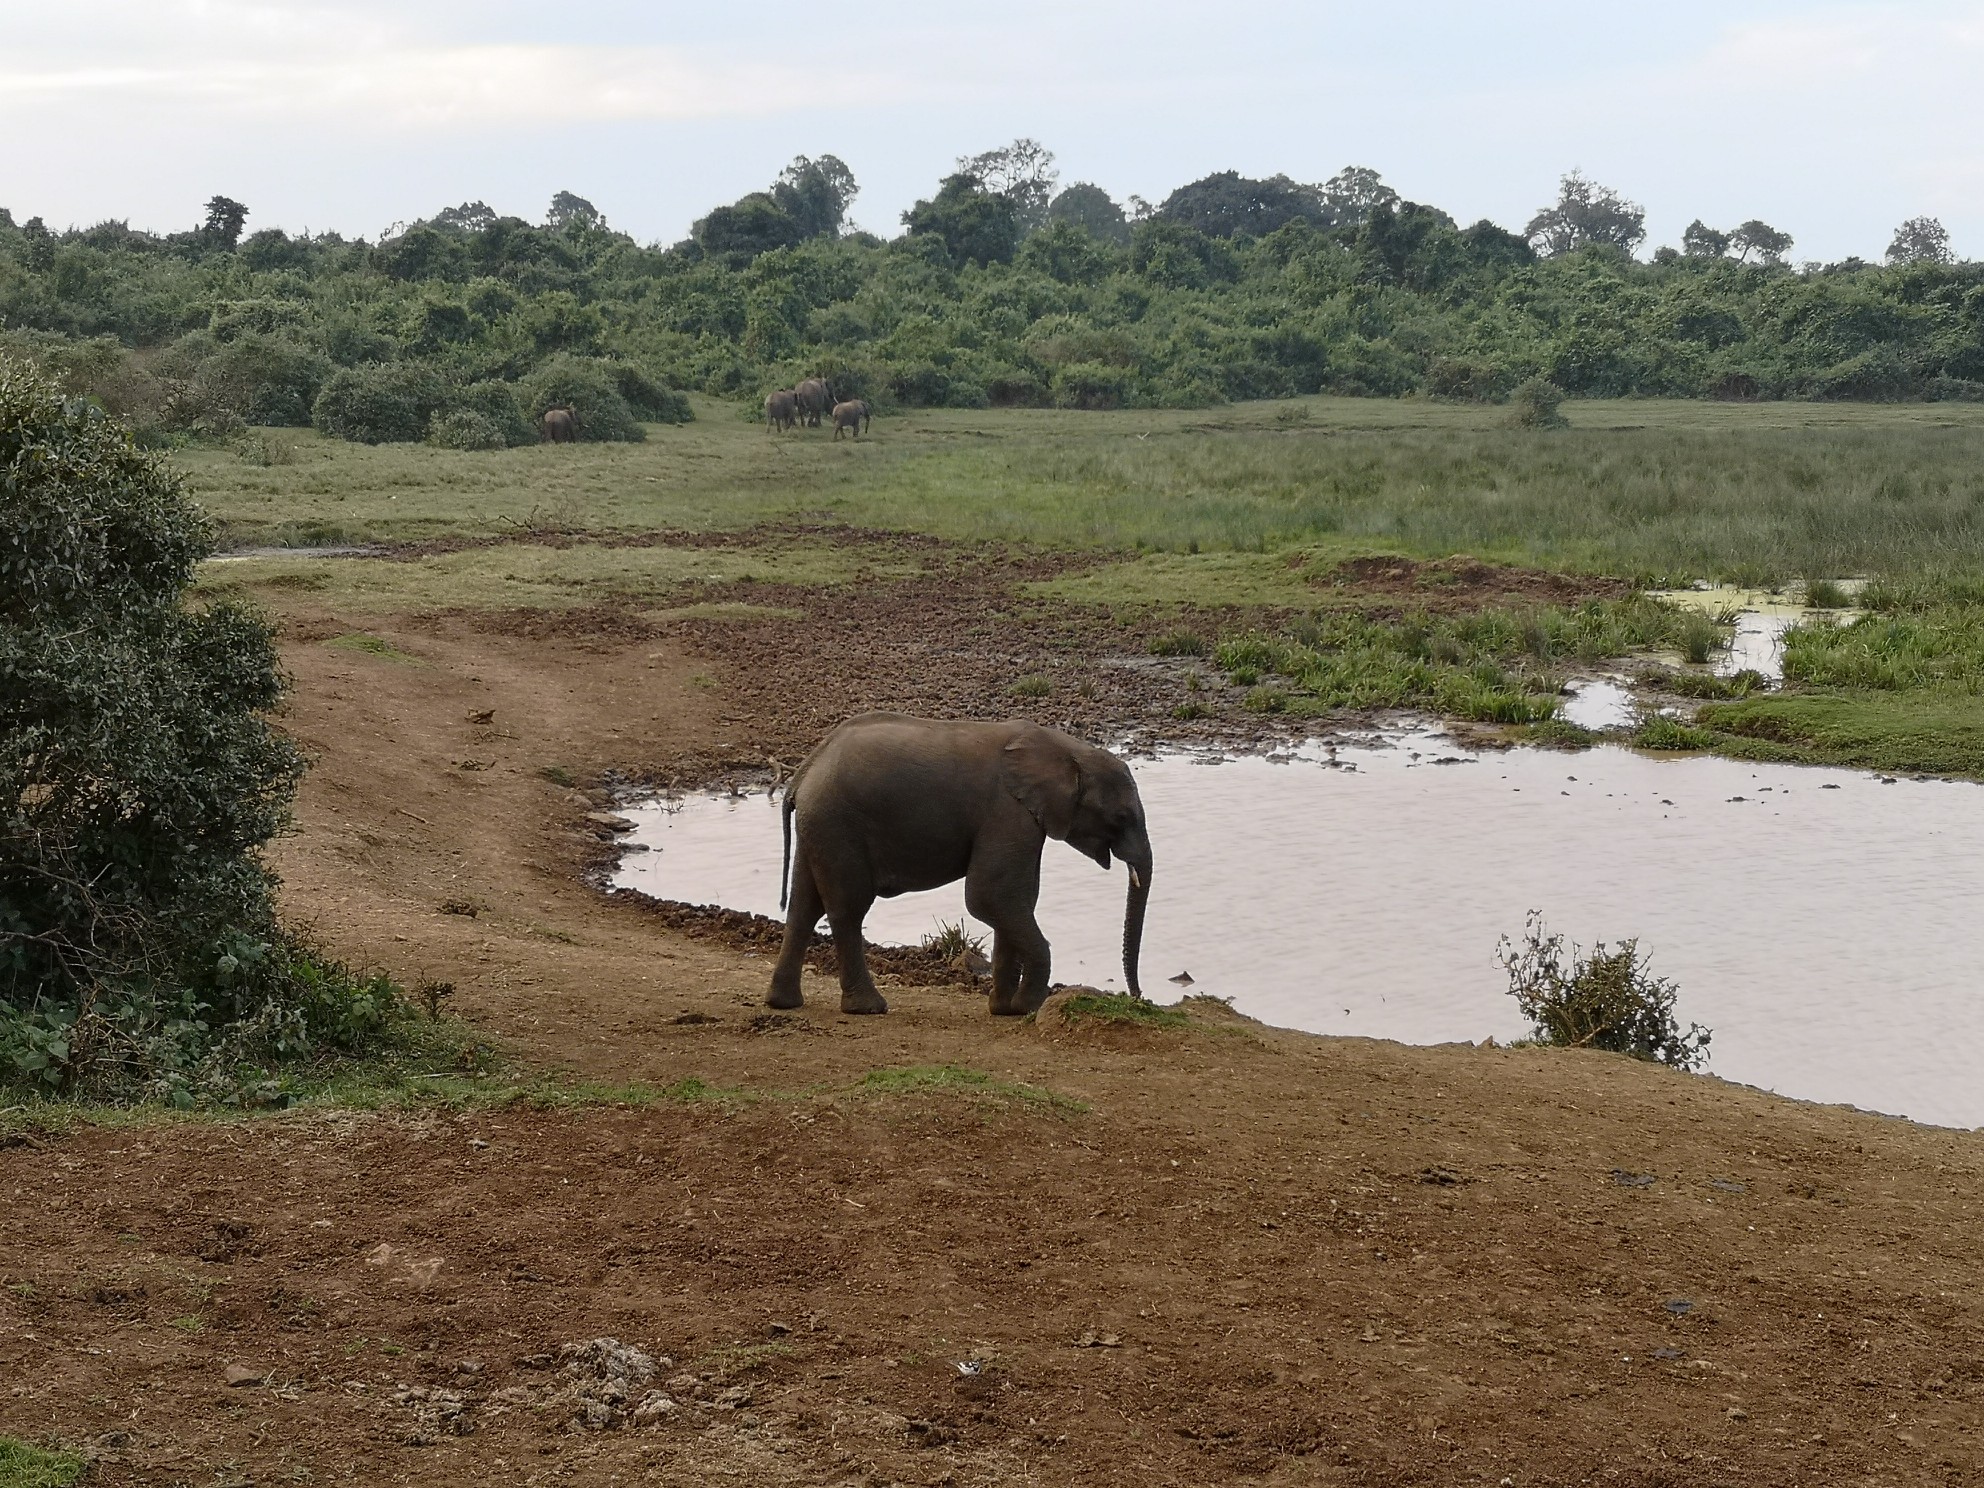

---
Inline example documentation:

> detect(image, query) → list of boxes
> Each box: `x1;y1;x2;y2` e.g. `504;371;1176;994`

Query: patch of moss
1056;993;1189;1030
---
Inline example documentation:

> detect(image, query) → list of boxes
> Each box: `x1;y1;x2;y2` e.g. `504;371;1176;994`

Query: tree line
2;143;1980;444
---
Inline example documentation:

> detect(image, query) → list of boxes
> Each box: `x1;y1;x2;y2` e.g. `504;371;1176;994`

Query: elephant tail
779;788;796;911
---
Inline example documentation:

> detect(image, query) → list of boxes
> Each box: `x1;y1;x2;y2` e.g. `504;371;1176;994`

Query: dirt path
3;541;1981;1485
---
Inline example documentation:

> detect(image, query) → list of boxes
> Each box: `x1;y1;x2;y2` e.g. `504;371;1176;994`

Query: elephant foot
765;979;804;1010
839;987;889;1015
988;990;1028;1017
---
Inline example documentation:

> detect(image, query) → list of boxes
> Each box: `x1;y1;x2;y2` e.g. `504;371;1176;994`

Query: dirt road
3;546;1980;1486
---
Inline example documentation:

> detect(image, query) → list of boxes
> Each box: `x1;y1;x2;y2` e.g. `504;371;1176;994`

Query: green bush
604;360;693;423
312;361;450;443
517;353;646;442
1510;376;1569;428
427;409;508;450
197;333;330;426
443;379;535;446
0;355;402;1100
1498;911;1710;1070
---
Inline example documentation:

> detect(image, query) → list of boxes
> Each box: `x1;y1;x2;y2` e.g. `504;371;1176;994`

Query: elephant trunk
1120;833;1152;1000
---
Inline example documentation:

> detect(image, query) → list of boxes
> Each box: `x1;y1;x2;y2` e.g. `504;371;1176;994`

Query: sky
2;0;1979;263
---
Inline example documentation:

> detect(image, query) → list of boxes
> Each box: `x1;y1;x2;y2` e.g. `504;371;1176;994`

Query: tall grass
179;399;1984;585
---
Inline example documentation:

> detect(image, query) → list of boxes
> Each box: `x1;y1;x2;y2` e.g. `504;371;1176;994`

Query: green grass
200;539;920;615
854;1065;1086;1110
1207;596;1703;725
325;632;423;663
0;1439;85;1488
179;398;1984;583
1694;692;1984;776
1056;993;1190;1031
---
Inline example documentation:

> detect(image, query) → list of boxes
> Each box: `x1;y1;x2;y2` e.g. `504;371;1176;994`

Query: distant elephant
769;713;1152;1016
831;399;870;439
764;389;798;432
540;406;577;443
793;377;833;428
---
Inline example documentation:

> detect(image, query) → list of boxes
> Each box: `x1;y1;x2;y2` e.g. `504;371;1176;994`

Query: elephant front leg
986;920;1051;1016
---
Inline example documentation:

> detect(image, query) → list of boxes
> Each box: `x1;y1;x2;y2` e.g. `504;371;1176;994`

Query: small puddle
1651;584;1863;682
614;731;1984;1130
1561;677;1636;730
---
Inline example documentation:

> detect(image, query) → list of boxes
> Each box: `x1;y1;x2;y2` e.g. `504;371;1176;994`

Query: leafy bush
443;379;535;446
197;333;329;426
1510;376;1569;428
1;354;403;1100
604;360;693;424
517;353;646;442
312;361;450;443
1497;911;1710;1069
427;409;508;450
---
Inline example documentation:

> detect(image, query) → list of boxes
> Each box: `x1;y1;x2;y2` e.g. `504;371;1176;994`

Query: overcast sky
3;0;1977;262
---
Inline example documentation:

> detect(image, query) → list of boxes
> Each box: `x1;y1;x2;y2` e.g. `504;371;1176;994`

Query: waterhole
613;732;1984;1130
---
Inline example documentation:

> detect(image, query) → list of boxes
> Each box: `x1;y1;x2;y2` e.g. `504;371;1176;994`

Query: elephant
540;406;577;443
793;377;833;428
764;389;798;432
831;399;871;439
768;713;1152;1017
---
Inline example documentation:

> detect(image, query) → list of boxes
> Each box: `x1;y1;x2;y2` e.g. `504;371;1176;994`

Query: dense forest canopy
3;142;1981;446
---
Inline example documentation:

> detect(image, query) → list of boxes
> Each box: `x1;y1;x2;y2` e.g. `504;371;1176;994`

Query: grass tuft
854;1065;1086;1110
1056;993;1189;1030
1008;674;1054;698
0;1439;86;1488
1634;716;1713;751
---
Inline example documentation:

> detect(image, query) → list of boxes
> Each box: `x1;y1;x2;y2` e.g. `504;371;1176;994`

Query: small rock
586;812;636;833
1727;1406;1749;1420
466;709;495;725
1074;1331;1122;1348
767;1321;791;1336
715;1384;753;1409
632;1392;677;1426
224;1363;268;1388
1664;1298;1695;1316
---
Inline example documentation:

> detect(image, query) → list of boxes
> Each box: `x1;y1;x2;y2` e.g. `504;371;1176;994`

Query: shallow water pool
613;733;1984;1130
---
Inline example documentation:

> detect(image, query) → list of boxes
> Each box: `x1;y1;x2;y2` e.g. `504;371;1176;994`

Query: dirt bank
3;534;1980;1485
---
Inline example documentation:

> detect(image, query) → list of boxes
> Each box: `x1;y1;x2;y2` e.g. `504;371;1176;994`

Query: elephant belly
872;855;969;898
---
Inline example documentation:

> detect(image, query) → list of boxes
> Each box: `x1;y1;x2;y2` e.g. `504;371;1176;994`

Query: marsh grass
181;399;1984;582
1212;596;1693;724
1634;717;1713;750
1009;674;1054;698
1783;607;1984;691
1803;577;1852;609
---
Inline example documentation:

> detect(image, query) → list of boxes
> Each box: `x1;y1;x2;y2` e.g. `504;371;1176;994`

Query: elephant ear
1001;726;1081;840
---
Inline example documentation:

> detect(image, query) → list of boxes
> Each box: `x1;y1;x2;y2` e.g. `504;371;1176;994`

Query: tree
1045;183;1130;245
901;173;1020;267
1156;172;1327;239
431;201;497;232
1681;219;1730;259
694;194;805;261
545;191;605;233
202;196;248;250
1729;220;1793;266
1524;171;1645;257
1887;216;1952;266
1320;166;1398;228
772;155;858;240
957;139;1058;233
0;355;398;1097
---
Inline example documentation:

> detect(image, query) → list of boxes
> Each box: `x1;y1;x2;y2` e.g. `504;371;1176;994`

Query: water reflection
613;733;1984;1130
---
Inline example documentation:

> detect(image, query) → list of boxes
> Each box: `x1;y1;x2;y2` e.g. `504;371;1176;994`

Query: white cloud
0;44;897;127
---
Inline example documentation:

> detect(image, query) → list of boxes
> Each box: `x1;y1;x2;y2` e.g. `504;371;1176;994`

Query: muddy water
614;735;1984;1130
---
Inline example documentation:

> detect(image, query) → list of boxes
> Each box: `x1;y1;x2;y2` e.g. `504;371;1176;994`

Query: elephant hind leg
768;860;824;1009
826;895;888;1015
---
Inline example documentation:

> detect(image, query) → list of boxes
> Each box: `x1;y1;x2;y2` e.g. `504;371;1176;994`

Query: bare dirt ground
3;536;1982;1486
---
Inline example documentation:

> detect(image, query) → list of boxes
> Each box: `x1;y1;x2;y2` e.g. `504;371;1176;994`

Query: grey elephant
769;713;1152;1016
793;377;833;428
764;389;798;432
540;406;577;443
831;399;870;439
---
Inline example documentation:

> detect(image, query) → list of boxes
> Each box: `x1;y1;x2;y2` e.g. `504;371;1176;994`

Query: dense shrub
0;355;401;1099
444;379;536;446
311;362;450;442
197;334;329;426
517;353;645;441
1510;376;1569;428
427;409;508;450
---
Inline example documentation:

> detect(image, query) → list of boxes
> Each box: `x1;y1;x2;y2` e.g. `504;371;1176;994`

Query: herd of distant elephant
765;377;871;439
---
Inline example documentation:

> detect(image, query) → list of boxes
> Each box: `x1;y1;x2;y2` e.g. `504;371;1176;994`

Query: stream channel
613;728;1984;1131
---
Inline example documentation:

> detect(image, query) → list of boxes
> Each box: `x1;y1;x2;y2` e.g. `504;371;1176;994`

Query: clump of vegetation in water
1497;911;1710;1070
1804;577;1852;609
1212;595;1704;725
0;355;412;1105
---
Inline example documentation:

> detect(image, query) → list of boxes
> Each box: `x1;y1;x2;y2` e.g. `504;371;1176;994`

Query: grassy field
181;394;1984;586
180;395;1984;778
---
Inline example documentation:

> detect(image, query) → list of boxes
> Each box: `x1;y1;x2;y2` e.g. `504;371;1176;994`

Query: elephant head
1000;726;1152;998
